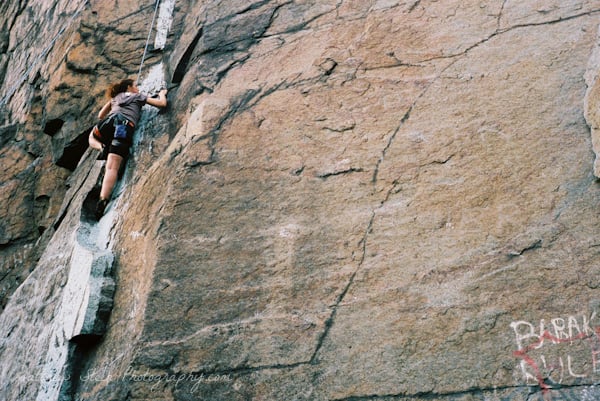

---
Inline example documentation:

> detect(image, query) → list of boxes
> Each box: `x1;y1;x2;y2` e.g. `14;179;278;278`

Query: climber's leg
95;153;123;220
100;153;122;201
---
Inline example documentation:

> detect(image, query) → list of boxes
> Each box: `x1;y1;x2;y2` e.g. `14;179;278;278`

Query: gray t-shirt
110;92;148;124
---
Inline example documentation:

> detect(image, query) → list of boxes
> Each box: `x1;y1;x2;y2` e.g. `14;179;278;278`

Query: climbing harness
136;0;162;86
0;0;89;107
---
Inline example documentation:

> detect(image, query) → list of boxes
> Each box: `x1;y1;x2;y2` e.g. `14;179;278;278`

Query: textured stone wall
3;1;600;400
0;0;166;309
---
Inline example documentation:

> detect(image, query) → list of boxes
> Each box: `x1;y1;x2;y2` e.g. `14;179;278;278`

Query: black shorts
92;114;135;158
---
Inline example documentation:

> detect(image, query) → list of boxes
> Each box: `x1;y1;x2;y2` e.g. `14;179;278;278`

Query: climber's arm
98;101;111;119
146;89;168;108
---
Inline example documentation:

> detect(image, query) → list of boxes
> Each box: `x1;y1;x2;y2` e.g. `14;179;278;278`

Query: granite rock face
3;1;600;400
0;0;159;310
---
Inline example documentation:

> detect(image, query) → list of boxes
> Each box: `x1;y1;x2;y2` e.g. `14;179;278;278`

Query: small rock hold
317;58;338;76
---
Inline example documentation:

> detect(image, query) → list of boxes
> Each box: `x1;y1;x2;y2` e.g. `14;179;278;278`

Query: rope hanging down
0;0;89;107
136;0;162;85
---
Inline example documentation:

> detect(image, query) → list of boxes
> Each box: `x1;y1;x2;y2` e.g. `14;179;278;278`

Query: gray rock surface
0;150;115;401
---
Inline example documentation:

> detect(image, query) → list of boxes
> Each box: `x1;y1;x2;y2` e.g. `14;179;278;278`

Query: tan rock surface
2;1;600;400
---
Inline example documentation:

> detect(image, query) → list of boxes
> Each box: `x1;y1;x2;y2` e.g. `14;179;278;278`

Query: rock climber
88;78;167;220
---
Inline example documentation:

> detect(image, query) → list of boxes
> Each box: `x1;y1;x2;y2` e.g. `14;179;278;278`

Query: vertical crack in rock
28;4;177;400
371;108;411;184
306;6;588;364
374;8;600;184
55;126;96;171
497;0;508;29
35;160;116;401
310;210;376;363
5;1;600;400
171;28;203;84
303;44;466;367
372;57;459;183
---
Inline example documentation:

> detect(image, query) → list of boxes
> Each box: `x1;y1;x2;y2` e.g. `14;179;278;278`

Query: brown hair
106;78;134;99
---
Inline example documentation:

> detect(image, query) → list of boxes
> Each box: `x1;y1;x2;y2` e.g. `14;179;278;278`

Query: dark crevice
62;336;106;401
183;159;215;169
80;183;102;223
53;158;97;230
194;2;276;59
508;239;542;258
43;118;64;136
318;58;338;76
0;236;34;251
55;125;94;171
34;195;50;234
317;167;364;180
171;27;203;84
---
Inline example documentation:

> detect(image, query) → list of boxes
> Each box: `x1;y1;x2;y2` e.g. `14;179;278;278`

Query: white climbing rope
136;0;162;85
0;0;89;108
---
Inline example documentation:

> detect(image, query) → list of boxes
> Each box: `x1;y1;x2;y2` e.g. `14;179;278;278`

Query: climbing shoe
95;198;109;221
